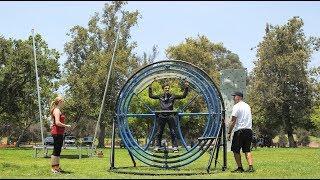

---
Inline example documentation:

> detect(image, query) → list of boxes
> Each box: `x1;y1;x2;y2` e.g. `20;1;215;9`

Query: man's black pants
231;129;253;153
156;115;178;148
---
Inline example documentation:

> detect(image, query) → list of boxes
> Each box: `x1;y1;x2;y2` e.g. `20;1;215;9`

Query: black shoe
245;167;255;173
231;167;244;173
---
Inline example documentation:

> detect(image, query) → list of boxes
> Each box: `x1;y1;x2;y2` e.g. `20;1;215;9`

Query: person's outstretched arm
174;82;189;99
148;86;160;99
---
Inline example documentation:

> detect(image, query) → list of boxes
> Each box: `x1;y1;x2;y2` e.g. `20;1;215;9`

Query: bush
278;133;288;147
295;128;310;147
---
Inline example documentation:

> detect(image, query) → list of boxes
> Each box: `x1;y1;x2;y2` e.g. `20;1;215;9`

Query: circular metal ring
115;60;224;168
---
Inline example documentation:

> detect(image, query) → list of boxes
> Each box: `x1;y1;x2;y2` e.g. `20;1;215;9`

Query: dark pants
156;115;178;147
52;134;64;156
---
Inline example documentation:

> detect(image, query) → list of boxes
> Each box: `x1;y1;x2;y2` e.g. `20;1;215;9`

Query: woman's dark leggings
52;134;64;156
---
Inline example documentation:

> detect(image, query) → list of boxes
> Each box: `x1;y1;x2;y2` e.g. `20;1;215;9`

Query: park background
0;1;320;178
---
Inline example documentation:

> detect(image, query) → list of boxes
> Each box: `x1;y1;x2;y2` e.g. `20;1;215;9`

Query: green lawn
0;147;319;179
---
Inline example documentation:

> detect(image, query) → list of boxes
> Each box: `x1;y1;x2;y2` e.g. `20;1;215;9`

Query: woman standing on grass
50;96;71;173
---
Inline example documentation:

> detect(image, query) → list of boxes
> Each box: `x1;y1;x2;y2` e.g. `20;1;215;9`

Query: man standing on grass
227;91;255;173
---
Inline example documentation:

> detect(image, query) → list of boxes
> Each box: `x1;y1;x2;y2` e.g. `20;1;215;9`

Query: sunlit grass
0;147;319;179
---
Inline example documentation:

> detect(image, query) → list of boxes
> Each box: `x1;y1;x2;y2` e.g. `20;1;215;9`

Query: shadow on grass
58;170;74;174
108;165;221;176
60;155;90;159
43;155;90;159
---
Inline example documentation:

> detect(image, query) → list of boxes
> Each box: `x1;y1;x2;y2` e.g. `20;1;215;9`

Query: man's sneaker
153;146;159;152
231;167;244;173
51;168;61;174
57;167;65;173
172;147;179;153
245;167;255;173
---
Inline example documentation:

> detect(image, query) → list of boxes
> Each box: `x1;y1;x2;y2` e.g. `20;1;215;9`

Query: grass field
0;147;319;179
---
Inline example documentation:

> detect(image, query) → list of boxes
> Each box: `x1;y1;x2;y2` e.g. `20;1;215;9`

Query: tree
310;67;320;136
0;34;60;146
248;17;320;147
166;35;243;84
63;1;142;147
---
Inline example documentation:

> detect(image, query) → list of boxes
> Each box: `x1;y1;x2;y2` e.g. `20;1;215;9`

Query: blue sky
1;1;319;73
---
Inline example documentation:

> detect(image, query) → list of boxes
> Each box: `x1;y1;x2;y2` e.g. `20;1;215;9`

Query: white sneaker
153;146;159;152
173;147;179;152
51;169;61;174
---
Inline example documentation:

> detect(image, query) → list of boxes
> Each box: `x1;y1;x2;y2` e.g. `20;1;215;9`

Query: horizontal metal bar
178;112;218;116
117;112;221;118
154;110;178;114
125;113;156;117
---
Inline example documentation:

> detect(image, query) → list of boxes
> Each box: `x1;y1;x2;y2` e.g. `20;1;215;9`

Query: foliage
0;34;60;145
295;128;311;146
309;67;320;136
248;17;320;147
166;35;243;85
63;1;144;146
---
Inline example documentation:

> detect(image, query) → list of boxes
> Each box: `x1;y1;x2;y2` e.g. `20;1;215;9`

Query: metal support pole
128;150;136;167
92;19;122;151
207;111;227;173
206;126;222;173
222;110;227;171
214;131;222;169
110;118;116;170
32;29;45;149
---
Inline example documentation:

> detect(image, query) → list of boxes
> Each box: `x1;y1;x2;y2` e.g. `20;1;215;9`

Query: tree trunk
282;102;296;148
15;129;26;147
98;121;106;148
284;115;296;148
15;123;32;147
6;135;11;145
284;117;296;147
287;128;296;148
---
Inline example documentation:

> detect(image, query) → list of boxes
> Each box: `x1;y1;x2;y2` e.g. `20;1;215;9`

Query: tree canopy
0;34;60;146
248;17;320;147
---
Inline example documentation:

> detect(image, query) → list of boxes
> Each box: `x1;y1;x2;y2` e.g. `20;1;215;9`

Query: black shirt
148;86;189;111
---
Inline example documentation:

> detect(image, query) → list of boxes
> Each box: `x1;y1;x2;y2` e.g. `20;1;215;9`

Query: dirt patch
0;144;15;148
309;142;320;148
